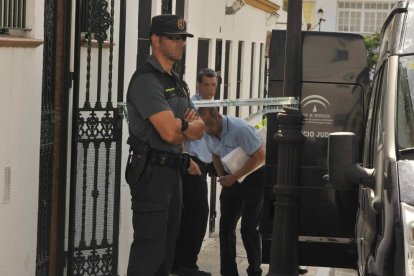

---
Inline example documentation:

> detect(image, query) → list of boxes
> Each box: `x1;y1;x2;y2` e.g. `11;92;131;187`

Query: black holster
125;137;150;185
125;136;190;183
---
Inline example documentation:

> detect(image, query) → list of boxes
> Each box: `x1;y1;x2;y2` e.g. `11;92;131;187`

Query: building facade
303;0;397;34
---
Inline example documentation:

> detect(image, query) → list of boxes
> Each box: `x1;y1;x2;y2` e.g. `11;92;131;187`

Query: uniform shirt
204;115;261;173
183;94;212;163
127;55;194;154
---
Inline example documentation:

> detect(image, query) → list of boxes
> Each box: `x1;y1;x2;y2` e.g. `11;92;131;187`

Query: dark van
328;1;414;275
261;30;370;267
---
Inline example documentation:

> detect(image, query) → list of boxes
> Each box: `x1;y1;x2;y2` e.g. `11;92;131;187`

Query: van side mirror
328;132;374;189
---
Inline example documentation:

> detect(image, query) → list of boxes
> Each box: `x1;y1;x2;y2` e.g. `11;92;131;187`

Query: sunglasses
164;34;187;41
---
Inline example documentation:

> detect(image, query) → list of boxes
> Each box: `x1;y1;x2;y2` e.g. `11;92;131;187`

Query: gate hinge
69;72;75;89
63;251;68;268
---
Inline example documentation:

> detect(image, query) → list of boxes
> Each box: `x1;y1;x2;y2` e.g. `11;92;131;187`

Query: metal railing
0;0;26;31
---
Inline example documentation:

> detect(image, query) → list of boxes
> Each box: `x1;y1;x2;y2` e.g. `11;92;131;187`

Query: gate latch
117;102;128;122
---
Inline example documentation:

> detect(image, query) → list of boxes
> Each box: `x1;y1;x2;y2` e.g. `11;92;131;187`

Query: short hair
198;107;219;118
197;68;217;83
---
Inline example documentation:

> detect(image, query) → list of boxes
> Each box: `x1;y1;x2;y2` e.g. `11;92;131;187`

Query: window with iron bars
0;0;27;33
337;1;396;35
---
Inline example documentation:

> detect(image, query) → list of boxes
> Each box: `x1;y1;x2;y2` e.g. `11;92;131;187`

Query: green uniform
126;55;193;276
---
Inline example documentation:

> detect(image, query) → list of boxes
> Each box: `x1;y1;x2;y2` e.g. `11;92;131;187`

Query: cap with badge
150;14;194;38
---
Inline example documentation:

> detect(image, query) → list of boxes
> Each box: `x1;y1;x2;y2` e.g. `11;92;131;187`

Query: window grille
0;0;26;31
337;1;396;34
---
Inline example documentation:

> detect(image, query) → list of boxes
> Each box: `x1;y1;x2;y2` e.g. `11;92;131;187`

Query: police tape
193;97;299;128
118;97;299;124
192;97;299;108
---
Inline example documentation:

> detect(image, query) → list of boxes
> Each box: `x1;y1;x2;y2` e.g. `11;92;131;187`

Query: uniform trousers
220;167;265;276
174;157;209;269
127;163;182;276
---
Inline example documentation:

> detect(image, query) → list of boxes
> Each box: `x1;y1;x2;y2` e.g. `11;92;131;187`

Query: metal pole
282;0;302;99
267;0;304;275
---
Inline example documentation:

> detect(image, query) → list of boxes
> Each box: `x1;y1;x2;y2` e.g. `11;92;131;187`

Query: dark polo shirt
127;55;194;154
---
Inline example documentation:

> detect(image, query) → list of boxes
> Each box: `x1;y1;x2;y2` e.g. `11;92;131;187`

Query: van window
397;55;414;155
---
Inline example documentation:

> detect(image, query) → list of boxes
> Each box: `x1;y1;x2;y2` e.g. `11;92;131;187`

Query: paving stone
197;231;357;276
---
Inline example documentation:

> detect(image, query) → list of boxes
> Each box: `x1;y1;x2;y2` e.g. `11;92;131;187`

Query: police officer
125;14;205;276
198;107;265;276
172;69;218;276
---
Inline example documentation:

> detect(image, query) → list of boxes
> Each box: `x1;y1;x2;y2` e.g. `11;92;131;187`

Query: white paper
221;126;266;183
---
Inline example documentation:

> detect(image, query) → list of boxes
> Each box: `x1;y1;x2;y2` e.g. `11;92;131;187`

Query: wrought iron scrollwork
90;0;112;43
67;0;125;274
78;111;115;140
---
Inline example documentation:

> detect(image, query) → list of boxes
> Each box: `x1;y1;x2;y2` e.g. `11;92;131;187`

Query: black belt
131;148;189;170
127;136;189;170
149;149;189;169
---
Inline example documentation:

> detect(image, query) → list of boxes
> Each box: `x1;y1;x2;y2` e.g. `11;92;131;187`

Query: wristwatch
180;118;189;132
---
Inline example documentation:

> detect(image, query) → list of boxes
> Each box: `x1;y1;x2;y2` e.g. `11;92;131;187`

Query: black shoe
171;266;212;276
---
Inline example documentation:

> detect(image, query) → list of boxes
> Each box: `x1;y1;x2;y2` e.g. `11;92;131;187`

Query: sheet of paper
221;126;266;182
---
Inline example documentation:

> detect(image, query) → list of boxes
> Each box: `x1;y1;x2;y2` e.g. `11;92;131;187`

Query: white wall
185;0;280;117
0;40;44;276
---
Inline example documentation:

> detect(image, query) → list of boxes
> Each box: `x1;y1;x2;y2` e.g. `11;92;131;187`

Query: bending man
199;107;265;276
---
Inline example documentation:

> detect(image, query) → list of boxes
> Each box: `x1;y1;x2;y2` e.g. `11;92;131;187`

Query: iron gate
67;0;125;275
36;0;56;275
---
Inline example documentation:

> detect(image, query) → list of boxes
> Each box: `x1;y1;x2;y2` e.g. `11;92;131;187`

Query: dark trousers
127;164;182;276
174;157;209;269
220;168;265;276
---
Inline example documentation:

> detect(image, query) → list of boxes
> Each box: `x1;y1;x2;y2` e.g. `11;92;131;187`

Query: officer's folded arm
149;110;185;145
182;117;205;141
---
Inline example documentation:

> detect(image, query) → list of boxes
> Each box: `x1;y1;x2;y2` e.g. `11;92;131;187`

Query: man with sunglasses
125;14;204;276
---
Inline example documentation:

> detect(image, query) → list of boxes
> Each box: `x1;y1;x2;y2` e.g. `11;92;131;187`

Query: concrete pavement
196;231;358;276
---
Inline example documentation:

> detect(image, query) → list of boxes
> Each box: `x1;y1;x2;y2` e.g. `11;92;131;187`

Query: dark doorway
162;0;173;14
197;39;210;78
223;41;231;115
176;0;185;17
215;39;223;101
207;39;223;235
137;1;152;67
236;41;243;117
249;43;256;114
259;43;264;100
